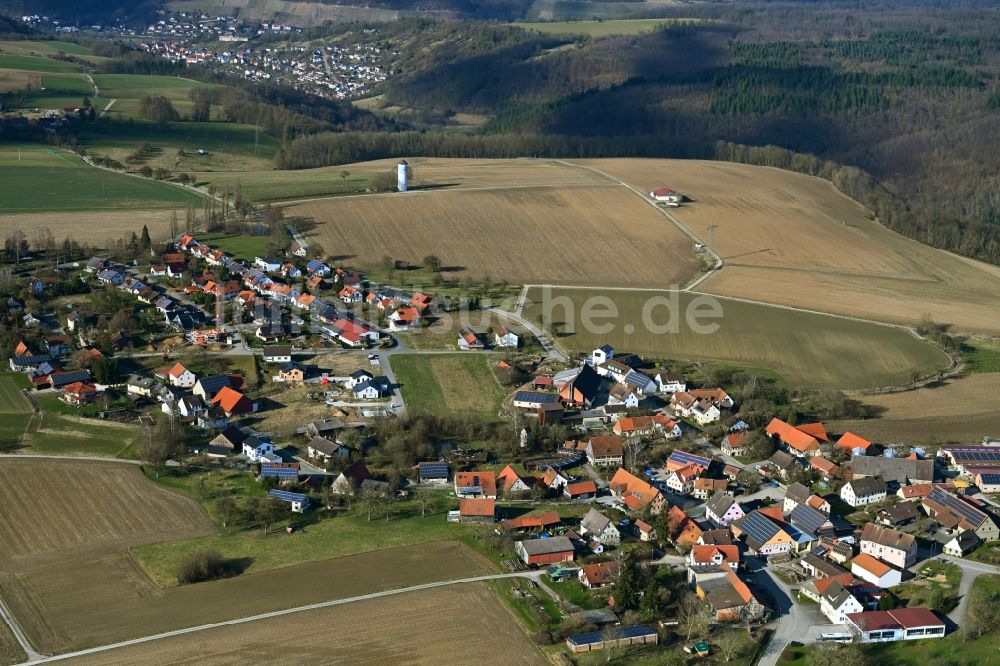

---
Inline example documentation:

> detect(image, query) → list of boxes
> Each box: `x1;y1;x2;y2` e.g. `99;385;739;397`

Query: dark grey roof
789;503;829;536
518;536;574;556
50;370;92;388
785;482;811;505
308;436;340;456
568;363;601;403
848;476;887;497
770;450;796;470
263;345;291;357
879;502;921;524
418;462;449;479
802;552;848;578
850;457;934;484
196;374;232;397
581;508;613;535
705;490;737;518
821;581;856;609
514;390;560;404
735;511;781;550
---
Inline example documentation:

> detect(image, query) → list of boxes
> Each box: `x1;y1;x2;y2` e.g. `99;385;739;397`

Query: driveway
750;564;811;666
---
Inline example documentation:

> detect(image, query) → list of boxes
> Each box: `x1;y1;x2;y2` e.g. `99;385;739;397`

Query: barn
515;536;575;566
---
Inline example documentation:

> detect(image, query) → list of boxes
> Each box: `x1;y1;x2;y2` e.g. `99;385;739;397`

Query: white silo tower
397;159;409;192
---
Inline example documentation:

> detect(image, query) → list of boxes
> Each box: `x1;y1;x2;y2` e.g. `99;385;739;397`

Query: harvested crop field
287;159;700;288
61;583;545;666
0;206;178;246
0;621;24;666
391;354;506;417
3;541;489;653
581;159;1000;333
826;374;1000;444
0;459;213;568
523;287;950;389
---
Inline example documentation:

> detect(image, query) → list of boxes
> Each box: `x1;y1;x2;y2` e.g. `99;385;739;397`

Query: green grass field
196;233;274;262
130;474;488;587
92;73;219;101
512;18;699;36
962;339;1000;373
0;145;204;213
523;287;950;389
202;168;377;203
0;39;92;56
39;72;93;95
390;353;506;417
0;376;30;413
0;53;78;73
13;396;141;457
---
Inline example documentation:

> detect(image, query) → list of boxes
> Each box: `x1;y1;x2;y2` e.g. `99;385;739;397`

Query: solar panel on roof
568;625;658;645
269;489;308;502
738;512;779;545
928;487;985;525
260;464;299;480
669;450;711;467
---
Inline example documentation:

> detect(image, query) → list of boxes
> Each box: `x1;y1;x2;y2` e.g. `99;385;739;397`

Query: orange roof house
459;498;496;521
455;470;497;499
497;465;532;494
810;456;840;477
766;418;820;456
210;386;255;416
796;422;830;442
667;505;704;545
836;432;873;453
610;468;666;514
613;416;656;436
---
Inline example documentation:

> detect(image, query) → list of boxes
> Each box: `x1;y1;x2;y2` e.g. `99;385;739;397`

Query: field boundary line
555;160;722;290
17;572;541;665
0;453;142;465
0;594;42;661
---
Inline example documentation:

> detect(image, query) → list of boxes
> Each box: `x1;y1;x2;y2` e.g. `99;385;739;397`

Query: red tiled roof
836;432;872;451
851;552;892;577
766;418;820;453
459;498;495;517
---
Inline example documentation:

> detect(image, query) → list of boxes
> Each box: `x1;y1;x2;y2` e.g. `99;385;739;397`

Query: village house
665;464;703;496
578;561;619;589
564;480;598;500
277;361;305;382
609;468;666;513
161;362;196;388
457;327;487;351
454;470;497;499
306;436;350;462
516;536;575;567
211;386;257;417
417;461;449;485
559;364;601;409
850;457;935;486
670;391;722;424
634;520;656;542
877;502;921;528
586;435;624;467
262;345;292;364
512;390;560;411
766;418;821;457
331;460;374;495
500;511;560;534
860;523;918;568
242;435;277;463
942;532;980;558
705;491;746;527
687;544;740;572
721;432;749;457
60;381;99;407
193;374;233;401
810;456;840;480
696;570;765;622
613;416;657;440
693;477;728;500
820;581;865;625
732;511;794;556
497;465;532;495
851;552;902;588
921;487;1000;542
841;476;888;508
846;607;945;643
456;498;495;524
607;383;640;409
580;508;621;546
783;482;812;513
837;432;874;456
494;325;519;348
667;505;704;546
